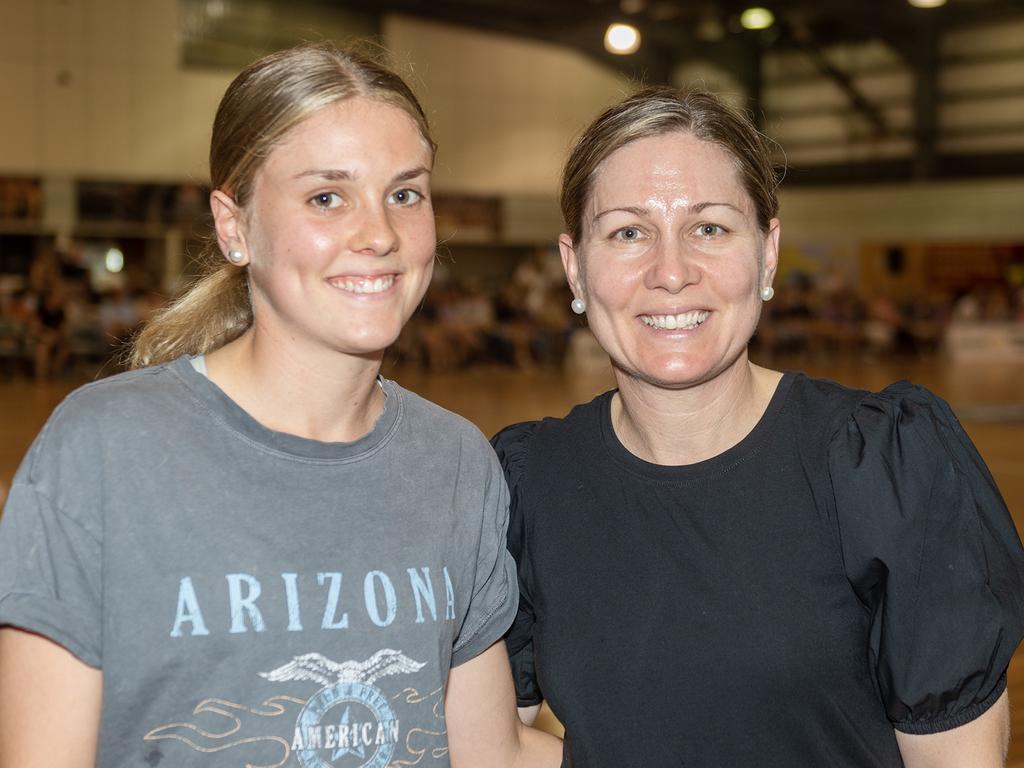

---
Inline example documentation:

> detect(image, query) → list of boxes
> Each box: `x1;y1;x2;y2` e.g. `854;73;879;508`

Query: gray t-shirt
0;356;517;768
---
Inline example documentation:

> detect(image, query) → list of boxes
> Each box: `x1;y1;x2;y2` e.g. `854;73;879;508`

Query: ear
558;233;585;299
210;190;249;266
761;218;781;287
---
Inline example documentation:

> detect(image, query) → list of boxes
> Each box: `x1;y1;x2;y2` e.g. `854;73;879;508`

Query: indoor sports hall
2;0;1023;764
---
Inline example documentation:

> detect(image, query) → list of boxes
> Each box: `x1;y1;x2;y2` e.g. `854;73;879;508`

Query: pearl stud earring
227;249;245;264
760;286;775;301
570;298;586;315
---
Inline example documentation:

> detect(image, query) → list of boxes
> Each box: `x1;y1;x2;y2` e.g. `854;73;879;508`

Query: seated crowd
2;250;1022;379
0;249;164;380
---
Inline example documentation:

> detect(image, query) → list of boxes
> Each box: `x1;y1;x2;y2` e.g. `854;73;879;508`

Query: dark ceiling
332;0;1023;84
321;0;1024;182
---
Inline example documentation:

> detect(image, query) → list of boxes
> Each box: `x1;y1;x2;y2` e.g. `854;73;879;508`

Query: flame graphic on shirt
143;696;304;767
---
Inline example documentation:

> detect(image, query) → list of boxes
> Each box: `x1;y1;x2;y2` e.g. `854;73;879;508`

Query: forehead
264;97;432;174
588;131;747;209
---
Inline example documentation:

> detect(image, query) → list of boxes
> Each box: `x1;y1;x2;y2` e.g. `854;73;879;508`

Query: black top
492;373;1024;768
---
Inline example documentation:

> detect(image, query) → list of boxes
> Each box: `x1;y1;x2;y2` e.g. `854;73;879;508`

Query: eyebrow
294;169;352;181
593;201;744;220
293;166;431;183
594;205;648;221
393;166;431;183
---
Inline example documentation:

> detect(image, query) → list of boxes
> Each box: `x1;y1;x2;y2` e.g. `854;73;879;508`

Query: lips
326;274;397;294
640;310;709;330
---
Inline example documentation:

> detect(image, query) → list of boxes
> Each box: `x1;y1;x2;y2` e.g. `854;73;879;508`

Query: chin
613;361;703;390
334;329;402;358
614;352;742;390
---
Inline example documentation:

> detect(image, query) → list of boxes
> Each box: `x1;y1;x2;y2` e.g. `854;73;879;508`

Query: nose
644;237;701;293
349;203;399;257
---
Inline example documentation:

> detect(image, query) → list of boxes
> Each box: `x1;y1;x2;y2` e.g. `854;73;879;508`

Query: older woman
493;87;1024;767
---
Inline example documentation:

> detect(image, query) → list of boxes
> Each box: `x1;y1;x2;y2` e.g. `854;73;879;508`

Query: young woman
494;86;1024;767
0;44;560;768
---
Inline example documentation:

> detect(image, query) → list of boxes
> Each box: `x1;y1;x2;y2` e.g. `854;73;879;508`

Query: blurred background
1;0;1023;759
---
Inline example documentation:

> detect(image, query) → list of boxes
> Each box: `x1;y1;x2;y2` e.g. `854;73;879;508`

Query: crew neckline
170;355;402;463
598;371;797;482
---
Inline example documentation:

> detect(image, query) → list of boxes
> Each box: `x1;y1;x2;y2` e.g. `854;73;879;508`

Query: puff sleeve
491;421;543;707
829;382;1024;734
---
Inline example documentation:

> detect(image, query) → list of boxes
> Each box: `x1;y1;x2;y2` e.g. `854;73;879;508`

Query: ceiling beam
912;12;939;179
783;17;888;138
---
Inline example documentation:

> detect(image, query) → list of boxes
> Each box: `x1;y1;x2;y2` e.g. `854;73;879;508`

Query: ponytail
128;245;251;369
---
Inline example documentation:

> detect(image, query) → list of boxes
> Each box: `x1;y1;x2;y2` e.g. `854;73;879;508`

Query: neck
612;355;782;466
204;326;386;443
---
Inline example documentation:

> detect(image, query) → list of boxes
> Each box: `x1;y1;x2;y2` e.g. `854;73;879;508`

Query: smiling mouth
640;310;709;330
327;275;396;294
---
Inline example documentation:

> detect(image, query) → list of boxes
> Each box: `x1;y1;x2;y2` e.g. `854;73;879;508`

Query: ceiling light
907;0;946;7
604;23;641;55
740;7;775;30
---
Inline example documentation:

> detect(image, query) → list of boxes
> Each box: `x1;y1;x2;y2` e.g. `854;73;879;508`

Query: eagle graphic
259;649;425;686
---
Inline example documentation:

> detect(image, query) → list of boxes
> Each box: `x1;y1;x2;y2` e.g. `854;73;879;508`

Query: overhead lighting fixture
907;0;946;7
740;7;775;30
604;23;641;55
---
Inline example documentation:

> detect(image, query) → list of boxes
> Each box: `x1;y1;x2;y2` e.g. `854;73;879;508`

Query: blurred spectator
904;293;949;355
756;272;814;356
423;279;495;370
31;286;70;380
98;286;140;347
493;282;536;369
0;287;31;375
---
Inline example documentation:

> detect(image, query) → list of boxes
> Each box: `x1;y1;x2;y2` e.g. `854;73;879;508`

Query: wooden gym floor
1;353;1023;762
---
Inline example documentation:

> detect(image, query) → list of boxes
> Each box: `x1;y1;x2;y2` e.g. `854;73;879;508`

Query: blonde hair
130;43;434;369
561;86;781;244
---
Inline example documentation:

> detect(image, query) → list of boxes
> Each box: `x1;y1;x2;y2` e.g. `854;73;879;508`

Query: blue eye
614;227;642;241
389;188;423;206
310;192;342;209
697;223;725;238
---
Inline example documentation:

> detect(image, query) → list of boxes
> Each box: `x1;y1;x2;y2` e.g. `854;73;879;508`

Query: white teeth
640;311;709;330
331;275;395;294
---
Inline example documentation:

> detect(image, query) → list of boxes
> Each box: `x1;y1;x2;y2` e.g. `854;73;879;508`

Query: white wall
0;0;228;182
781;179;1024;242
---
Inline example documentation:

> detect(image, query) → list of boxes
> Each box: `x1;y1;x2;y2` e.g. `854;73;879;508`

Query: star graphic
331;706;367;761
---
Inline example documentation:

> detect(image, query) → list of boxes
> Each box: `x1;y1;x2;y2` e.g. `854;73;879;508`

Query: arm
895;690;1010;768
446;641;562;768
0;627;102;768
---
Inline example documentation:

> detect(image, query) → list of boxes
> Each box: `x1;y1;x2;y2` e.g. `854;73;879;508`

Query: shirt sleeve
449;440;520;667
828;382;1024;734
0;437;103;668
491;421;544;707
